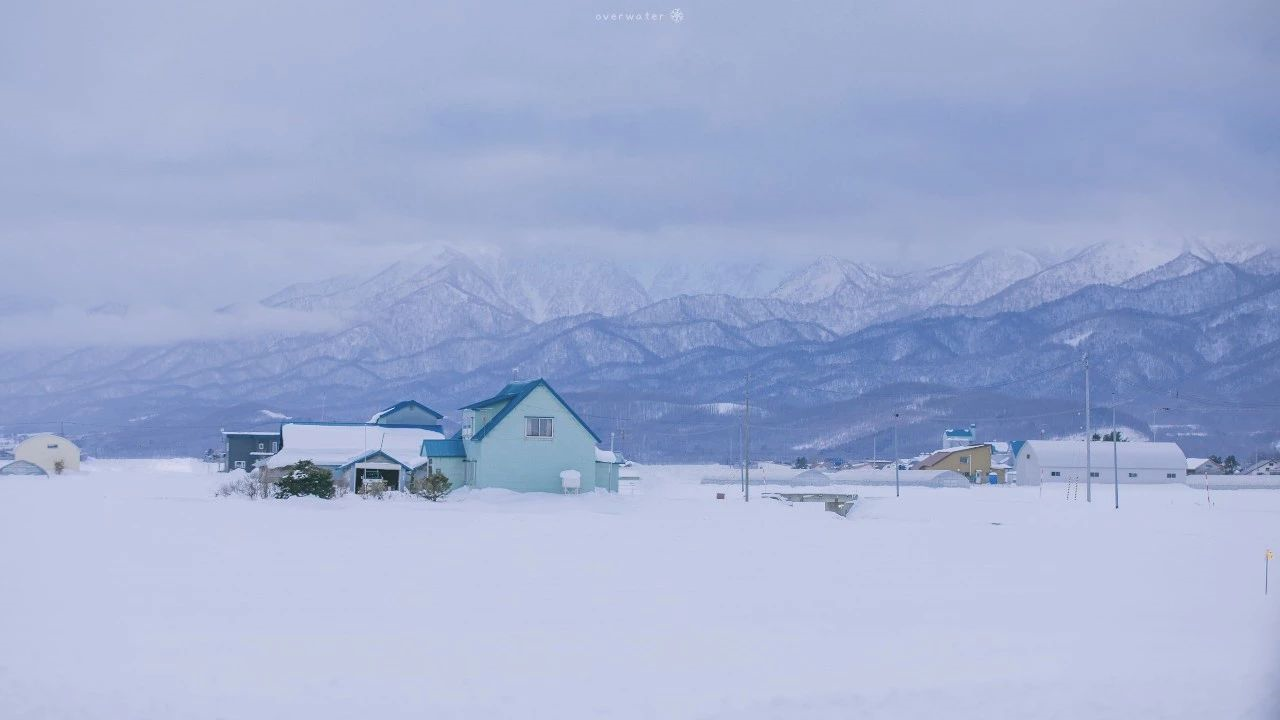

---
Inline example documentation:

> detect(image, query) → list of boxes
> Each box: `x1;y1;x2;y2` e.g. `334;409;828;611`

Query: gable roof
917;444;988;469
462;380;536;411
368;400;444;424
466;379;601;443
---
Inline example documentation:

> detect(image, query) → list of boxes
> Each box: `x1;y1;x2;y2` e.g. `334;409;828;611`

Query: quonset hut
1014;440;1186;485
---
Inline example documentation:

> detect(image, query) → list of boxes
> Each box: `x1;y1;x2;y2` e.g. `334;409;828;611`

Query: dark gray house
222;430;282;472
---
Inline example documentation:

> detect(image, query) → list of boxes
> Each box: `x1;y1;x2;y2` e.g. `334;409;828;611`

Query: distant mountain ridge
2;241;1278;461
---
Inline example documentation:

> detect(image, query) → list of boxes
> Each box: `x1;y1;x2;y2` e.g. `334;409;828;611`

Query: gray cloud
0;0;1276;309
0;304;343;349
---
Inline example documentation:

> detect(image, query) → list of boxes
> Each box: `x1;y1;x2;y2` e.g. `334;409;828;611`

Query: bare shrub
358;479;388;500
216;474;263;499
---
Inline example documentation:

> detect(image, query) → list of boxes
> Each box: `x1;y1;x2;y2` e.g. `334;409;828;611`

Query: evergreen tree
275;460;335;499
793;456;808;469
1224;455;1240;474
411;469;453;501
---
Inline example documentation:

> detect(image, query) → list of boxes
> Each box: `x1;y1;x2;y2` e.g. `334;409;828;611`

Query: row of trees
1207;455;1242;474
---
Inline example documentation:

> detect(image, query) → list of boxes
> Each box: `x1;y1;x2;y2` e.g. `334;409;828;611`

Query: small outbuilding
1014;440;1186;485
1186;457;1224;476
14;433;80;474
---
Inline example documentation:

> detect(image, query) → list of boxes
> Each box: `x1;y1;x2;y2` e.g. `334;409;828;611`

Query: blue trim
461;381;529;410
376;423;444;432
423;438;467;458
372;400;444;421
468;378;602;443
336;449;412;472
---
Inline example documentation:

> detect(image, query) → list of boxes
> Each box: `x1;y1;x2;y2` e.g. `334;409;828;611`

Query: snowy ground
2;460;1278;719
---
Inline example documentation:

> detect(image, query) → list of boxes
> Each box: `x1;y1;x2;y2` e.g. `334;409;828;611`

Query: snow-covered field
2;460;1278;719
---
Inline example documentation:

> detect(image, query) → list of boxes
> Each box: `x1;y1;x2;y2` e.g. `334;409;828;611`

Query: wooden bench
761;492;857;517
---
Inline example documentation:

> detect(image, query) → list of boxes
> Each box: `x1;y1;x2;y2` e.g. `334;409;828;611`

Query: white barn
1014;440;1186;486
14;433;80;474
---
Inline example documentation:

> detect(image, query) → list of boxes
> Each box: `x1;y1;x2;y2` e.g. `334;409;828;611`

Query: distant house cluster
901;426;1201;487
221;378;625;494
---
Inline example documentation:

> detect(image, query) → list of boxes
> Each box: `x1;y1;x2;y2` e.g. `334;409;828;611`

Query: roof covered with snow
265;423;444;470
916;445;987;468
1020;440;1186;470
221;430;282;437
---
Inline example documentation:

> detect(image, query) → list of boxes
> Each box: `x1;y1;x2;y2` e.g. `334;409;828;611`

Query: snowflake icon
670;8;684;23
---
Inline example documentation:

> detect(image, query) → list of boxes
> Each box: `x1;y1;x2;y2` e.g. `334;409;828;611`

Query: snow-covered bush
274;461;335;499
215;472;264;499
410;469;452;501
358;479;388;499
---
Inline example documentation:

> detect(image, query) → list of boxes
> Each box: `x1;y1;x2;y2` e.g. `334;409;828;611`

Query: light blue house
425;379;622;493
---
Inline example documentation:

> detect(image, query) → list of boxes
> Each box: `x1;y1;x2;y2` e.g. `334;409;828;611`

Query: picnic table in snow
761;492;857;517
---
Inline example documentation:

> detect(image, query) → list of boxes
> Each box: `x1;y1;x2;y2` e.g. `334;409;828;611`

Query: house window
1128;472;1138;478
234;461;246;469
257;442;265;450
364;469;383;480
1050;471;1061;477
271;441;278;452
1166;473;1177;479
1090;472;1099;477
47;444;59;449
526;417;554;438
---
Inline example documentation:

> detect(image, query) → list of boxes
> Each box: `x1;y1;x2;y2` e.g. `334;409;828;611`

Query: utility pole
1084;353;1092;503
743;370;751;503
1112;393;1119;510
894;412;900;498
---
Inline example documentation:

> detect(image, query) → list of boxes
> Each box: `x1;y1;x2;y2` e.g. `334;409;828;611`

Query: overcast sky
1;0;1277;317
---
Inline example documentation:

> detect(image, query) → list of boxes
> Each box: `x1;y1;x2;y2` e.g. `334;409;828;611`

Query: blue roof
944;427;976;437
370;400;444;422
466;378;602;443
423;438;467;458
461;380;537;410
335;449;411;471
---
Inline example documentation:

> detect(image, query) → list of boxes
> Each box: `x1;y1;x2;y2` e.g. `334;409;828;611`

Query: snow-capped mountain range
2;242;1278;460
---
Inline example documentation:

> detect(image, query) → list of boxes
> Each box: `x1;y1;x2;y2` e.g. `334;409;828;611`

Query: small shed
14;434;80;474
